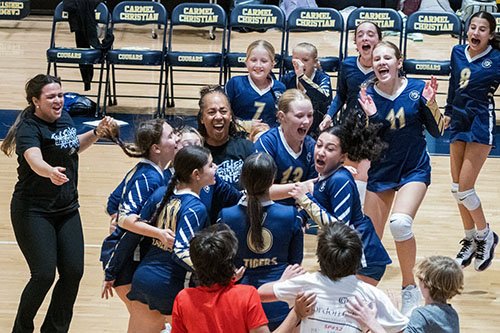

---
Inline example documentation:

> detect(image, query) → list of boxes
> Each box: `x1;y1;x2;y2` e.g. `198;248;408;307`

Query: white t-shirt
273;273;408;333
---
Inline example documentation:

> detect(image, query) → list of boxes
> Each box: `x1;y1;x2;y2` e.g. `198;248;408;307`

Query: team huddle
2;9;499;333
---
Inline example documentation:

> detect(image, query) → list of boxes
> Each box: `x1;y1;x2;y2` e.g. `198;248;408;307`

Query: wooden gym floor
0;16;499;332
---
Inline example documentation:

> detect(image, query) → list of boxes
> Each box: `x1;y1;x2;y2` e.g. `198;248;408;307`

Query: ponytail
240;153;276;252
1;106;33;156
247;191;265;251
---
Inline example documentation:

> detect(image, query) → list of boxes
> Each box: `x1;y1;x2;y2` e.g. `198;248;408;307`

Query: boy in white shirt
259;223;408;333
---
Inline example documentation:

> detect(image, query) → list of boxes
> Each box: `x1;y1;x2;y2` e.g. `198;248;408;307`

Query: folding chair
164;3;226;112
46;2;110;116
283;7;344;73
103;1;168;116
461;0;498;23
225;4;285;80
344;8;404;57
404;11;462;76
0;0;30;20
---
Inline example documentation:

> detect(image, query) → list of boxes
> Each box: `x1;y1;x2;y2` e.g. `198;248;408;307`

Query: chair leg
95;61;105;117
102;62;111;115
168;66;175;108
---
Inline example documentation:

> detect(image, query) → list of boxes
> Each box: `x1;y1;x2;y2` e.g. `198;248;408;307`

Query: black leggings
11;200;84;333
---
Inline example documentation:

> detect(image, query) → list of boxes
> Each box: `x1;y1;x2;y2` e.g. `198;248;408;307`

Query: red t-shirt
171;282;269;333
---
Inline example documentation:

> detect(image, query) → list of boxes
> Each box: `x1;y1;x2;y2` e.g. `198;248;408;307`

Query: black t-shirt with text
13;111;80;214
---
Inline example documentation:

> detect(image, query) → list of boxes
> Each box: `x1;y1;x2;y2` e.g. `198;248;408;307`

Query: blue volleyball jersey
128;192;208;315
140;174;242;225
100;160;165;281
218;199;303;325
106;161;166;215
254;127;317;205
365;79;444;192
297;167;391;269
445;45;500;145
281;69;332;117
225;75;286;127
327;56;374;118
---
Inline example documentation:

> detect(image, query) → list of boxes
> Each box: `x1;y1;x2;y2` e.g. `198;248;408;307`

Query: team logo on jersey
307;152;312;163
482;59;492;69
319;181;327;192
247;227;273;254
338;297;349;304
203;185;210;193
409;90;420;101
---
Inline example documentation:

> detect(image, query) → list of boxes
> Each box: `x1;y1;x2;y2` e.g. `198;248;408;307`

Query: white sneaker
474;231;499;271
160;323;172;333
400;285;422;317
455;238;476;268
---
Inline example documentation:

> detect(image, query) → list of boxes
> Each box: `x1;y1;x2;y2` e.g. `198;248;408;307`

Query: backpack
398;0;423;16
63;92;97;116
279;0;318;19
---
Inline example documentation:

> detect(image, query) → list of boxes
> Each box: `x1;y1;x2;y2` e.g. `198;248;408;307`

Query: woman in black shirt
1;74;113;333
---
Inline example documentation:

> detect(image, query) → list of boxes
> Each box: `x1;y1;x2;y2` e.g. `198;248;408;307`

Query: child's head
249;122;270;142
415;256;464;303
277;89;313;141
316;223;362;281
178;126;203;148
240;153;277;252
245;40;275;82
354;21;382;58
190;223;238;287
292;42;320;77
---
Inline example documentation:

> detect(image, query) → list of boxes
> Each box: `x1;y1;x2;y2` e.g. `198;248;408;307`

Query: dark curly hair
321;115;387;162
190;223;238;287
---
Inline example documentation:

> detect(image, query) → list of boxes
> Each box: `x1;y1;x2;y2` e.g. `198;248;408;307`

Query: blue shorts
127;259;187;315
358;264;387;282
449;105;496;146
367;151;431;193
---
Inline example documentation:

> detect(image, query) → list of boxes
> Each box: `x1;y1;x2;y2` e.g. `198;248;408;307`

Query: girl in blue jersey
254;89;317;206
320;21;382;205
289;117;391;286
281;42;332;137
358;40;444;316
225;40;286;129
445;11;500;272
122;145;216;333
100;119;178;313
218;153;304;330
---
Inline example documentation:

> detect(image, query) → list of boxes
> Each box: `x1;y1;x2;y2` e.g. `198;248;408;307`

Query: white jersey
273;273;408;333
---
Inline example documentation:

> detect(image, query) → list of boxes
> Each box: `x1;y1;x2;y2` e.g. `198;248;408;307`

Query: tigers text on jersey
218;199;303;325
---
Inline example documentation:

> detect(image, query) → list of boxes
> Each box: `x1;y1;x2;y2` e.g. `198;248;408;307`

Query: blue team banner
0;0;30;20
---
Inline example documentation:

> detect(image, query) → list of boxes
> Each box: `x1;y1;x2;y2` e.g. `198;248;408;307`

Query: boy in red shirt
171;224;314;333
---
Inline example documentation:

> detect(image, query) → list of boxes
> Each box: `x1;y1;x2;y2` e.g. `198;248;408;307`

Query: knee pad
389;213;414;242
451;183;461;204
458;189;481;211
